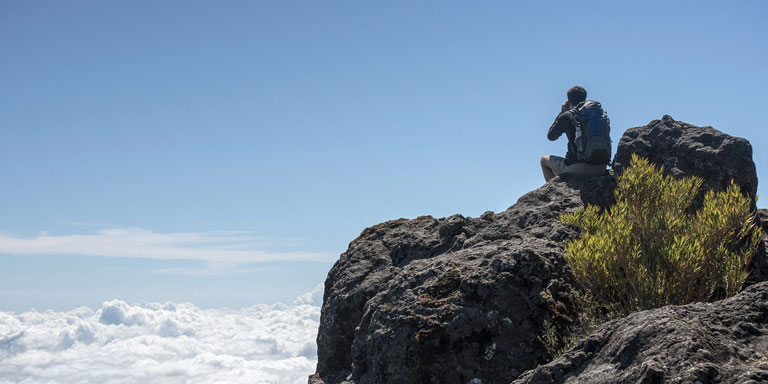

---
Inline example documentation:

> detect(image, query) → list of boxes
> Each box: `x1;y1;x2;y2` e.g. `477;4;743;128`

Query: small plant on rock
561;154;761;318
543;154;762;358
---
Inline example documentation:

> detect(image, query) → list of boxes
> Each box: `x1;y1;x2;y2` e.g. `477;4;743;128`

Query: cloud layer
0;228;333;265
0;291;322;384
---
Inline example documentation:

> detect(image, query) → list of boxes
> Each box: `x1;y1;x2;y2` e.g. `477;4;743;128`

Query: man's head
567;86;587;106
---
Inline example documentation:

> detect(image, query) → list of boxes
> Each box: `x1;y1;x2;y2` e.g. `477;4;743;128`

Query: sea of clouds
0;284;324;384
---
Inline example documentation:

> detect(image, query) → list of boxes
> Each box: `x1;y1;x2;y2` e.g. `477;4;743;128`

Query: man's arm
547;111;571;141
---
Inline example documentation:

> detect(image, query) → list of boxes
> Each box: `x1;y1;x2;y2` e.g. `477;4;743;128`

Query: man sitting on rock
540;86;612;181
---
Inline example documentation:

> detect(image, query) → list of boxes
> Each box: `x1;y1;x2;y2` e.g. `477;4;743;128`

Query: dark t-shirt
548;110;578;164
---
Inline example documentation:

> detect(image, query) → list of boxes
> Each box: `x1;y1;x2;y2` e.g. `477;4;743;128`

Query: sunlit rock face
612;115;757;206
513;281;768;384
313;174;614;384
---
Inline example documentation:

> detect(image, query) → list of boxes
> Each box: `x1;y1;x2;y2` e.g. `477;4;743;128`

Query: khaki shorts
549;155;606;177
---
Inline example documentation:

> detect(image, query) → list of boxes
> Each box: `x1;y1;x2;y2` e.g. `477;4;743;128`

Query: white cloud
293;283;324;306
0;228;334;264
149;266;279;276
0;287;324;384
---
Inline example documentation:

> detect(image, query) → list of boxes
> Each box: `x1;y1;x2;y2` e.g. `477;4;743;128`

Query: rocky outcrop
310;116;764;384
513;281;768;384
612;115;757;204
312;175;616;384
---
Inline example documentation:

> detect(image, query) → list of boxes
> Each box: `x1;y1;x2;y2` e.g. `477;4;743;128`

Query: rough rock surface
513;281;768;384
310;117;764;384
312;175;616;384
748;209;768;286
612;115;757;204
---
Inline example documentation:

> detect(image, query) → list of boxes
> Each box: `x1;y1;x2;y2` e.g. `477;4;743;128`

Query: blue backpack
572;101;612;165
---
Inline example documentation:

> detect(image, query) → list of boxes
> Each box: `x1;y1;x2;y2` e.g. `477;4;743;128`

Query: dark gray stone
612;115;757;206
513;281;768;384
747;209;768;286
314;174;615;384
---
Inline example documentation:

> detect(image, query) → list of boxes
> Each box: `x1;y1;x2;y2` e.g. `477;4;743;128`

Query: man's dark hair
567;86;587;105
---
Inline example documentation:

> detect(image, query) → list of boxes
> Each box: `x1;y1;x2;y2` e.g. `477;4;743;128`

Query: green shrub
560;154;761;318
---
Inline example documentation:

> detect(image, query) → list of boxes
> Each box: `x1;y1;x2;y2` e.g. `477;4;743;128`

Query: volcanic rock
312;174;615;384
612;115;757;205
512;281;768;384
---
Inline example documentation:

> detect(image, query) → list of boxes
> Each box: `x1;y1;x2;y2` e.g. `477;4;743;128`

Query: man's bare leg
540;155;556;182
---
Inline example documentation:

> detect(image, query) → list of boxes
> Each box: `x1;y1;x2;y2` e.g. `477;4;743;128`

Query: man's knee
540;155;550;167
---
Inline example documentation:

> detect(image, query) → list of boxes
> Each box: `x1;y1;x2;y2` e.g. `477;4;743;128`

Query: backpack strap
572;107;585;154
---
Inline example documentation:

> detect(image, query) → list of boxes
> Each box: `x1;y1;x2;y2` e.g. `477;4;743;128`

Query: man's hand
560;101;572;114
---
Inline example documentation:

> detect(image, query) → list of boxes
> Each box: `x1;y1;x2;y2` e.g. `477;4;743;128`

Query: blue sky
1;1;767;311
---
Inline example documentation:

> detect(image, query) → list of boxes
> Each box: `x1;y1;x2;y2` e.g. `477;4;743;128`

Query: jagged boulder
312;175;616;384
513;281;768;384
612;115;758;204
310;117;765;384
